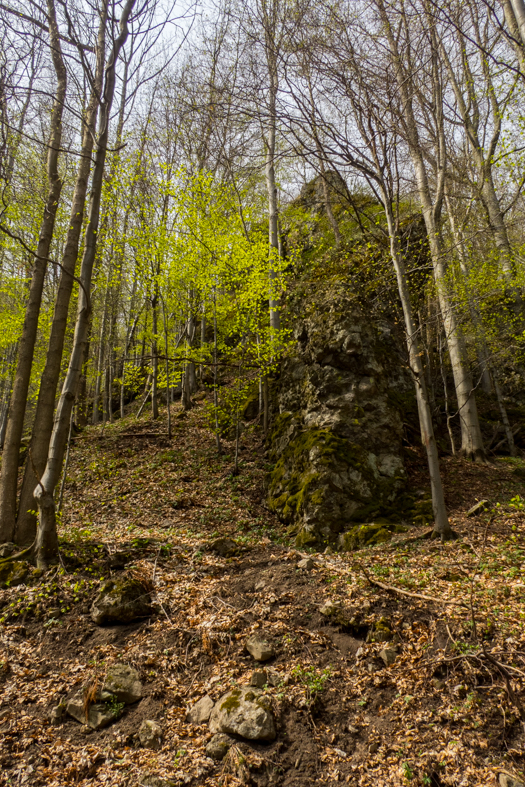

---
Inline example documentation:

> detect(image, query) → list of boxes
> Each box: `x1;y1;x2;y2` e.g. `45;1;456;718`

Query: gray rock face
266;283;407;546
66;694;122;730
209;687;276;741
245;634;275;662
206;733;234;760
104;664;142;703
91;578;153;625
139;719;163;750
186;695;214;724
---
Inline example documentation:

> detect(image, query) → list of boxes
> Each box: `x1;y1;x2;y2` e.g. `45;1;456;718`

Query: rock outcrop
266;283;408;547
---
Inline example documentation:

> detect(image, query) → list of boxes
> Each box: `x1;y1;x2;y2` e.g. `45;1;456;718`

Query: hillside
1;398;525;787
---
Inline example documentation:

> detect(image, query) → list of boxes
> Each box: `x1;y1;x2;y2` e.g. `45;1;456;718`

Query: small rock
379;647;398;667
254;578;267;591
66;694;122;730
467;499;489;517
209;686;276;741
355;647;365;659
104;664;142;704
320;600;340;617
0;543;17;559
433;678;445;690
139;719;163;750
205;732;234;760
186;694;214;724
49;702;66;725
90;578;153;625
366;661;379;673
369;741;379;754
249;670;268;688
297;558;315;571
347;724;359;734
209;537;238;557
245;633;275;662
80;724;93;735
499;774;525;787
266;668;284;687
334;748;347;757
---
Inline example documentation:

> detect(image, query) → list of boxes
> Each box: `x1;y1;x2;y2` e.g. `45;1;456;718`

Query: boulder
139;720;163;750
209;686;276;741
245;634;275;662
265;283;409;547
338;523;408;552
90;578;153;625
0;560;30;589
209;537;238;557
186;694;214;724
66;693;123;730
103;664;142;704
206;732;234;760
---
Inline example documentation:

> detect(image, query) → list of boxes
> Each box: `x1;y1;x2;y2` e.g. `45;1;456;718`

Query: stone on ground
297;557;315;570
209;537;238;557
249;670;268;688
209;686;276;741
379;647;398;667
499;774;525;787
66;693;122;730
186;694;214;724
245;633;275;662
467;499;489;517
90;578;153;625
0;561;30;589
104;663;142;703
139;719;163;750
206;733;234;760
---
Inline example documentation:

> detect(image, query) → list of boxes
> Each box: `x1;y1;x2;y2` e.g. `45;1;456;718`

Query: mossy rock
242;383;260;421
0;560;30;589
338;523;408;552
367;617;393;643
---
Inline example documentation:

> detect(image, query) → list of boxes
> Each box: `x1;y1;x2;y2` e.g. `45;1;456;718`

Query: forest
1;0;525;786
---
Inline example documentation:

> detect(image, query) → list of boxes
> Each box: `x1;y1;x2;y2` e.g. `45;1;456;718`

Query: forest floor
1;395;525;787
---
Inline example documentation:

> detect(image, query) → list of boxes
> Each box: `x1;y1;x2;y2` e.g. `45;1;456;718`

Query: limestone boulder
66;694;122;730
209;686;276;741
206;733;234;760
139;720;163;750
265;283;409;547
103;663;142;703
0;561;30;589
245;634;275;662
90;578;153;625
186;695;214;725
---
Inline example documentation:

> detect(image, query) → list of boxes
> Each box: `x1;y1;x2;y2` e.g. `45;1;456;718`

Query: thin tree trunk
378;0;485;461
33;0;136;567
151;293;159;420
383;197;453;540
0;0;66;543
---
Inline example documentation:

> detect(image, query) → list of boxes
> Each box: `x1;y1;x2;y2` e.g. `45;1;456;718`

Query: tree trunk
378;0;485;461
0;0;66;543
34;0;136;567
15;9;106;543
383;196;453;539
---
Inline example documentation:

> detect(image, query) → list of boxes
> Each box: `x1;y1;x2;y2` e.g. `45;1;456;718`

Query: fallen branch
355;560;469;608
